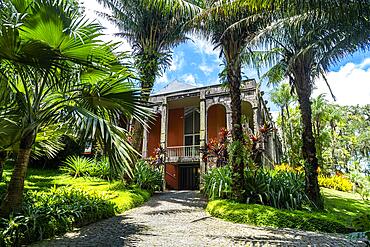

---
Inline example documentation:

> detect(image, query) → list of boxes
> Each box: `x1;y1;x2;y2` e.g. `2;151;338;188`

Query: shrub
203;166;309;210
244;169;309;210
89;157;113;180
207;200;350;233
0;187;115;246
61;156;93;178
352;213;370;231
132;160;162;193
318;175;353;192
203;165;232;199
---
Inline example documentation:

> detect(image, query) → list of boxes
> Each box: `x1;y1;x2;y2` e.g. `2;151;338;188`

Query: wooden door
179;164;200;190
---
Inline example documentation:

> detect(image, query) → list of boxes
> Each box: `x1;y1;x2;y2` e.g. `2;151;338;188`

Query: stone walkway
33;191;365;247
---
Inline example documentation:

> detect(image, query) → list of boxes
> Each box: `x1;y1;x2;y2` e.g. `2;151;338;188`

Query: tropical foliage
0;187;116;246
97;0;200;151
132;160;163;193
0;0;148;217
204;165;310;210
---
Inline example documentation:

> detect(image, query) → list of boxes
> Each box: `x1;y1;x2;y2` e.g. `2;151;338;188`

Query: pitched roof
152;80;197;95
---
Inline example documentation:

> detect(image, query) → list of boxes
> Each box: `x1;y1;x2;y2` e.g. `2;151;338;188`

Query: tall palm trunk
131;52;159;153
0;151;6;182
293;59;323;210
285;104;294;165
0;131;35;217
226;52;245;200
280;108;290;165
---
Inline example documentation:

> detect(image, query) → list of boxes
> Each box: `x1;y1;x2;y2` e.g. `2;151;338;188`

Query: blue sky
83;0;370;111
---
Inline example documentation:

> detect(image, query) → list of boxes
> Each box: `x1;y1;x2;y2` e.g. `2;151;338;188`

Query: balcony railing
166;145;200;162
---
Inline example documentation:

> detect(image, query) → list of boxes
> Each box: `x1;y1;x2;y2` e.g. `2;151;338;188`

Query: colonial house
141;79;281;190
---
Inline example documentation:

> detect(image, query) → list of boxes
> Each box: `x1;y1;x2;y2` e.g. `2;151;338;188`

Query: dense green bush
207;200;350;233
0;187;115;246
89;157;114;180
203;166;309;210
244;169;309;210
352;213;370;231
132;160;162;193
61;156;116;180
204;165;232;199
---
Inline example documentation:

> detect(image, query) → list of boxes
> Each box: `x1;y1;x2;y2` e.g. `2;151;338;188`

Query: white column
226;110;232;132
253;107;259;134
142;127;148;158
160;98;168;191
199;92;206;189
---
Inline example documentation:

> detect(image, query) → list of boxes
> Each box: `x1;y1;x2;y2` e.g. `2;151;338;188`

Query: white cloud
169;51;185;71
156;73;169;85
181;74;196;85
199;61;215;76
190;36;220;57
313;61;370;105
80;0;132;52
180;74;203;86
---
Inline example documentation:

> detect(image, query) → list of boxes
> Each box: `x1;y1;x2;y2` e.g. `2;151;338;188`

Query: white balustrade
166;145;200;162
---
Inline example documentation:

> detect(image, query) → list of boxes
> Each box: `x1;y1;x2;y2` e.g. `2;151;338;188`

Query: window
184;107;200;146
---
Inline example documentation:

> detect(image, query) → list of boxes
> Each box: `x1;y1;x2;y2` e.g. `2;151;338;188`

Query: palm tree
194;0;270;200
0;0;147;217
245;1;370;208
270;83;295;165
97;0;200;151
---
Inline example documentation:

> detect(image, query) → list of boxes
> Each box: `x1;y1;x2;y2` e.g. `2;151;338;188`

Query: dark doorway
179;164;200;190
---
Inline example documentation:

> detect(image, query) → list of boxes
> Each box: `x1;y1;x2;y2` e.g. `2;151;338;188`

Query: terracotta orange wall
165;164;178;189
207;105;226;141
168;108;184;147
147;114;161;157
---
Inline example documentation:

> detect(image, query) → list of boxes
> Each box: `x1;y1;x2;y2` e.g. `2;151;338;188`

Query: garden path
33;191;365;246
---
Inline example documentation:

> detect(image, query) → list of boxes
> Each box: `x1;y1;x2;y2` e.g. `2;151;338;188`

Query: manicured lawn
206;188;370;233
1;165;150;213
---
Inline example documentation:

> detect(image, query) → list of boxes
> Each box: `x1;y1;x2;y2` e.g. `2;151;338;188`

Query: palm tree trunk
226;55;245;201
0;152;6;182
285;105;294;165
0;131;35;217
280;108;290;165
131;53;159;153
293;60;323;210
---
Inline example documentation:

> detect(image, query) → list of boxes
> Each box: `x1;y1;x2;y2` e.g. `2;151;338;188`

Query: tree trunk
293;60;323;210
226;53;245;201
0;152;6;182
131;53;159;153
0;131;35;218
285;105;294;165
280;108;290;165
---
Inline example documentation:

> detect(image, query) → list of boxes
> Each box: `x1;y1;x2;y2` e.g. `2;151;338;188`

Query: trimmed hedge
207;200;351;233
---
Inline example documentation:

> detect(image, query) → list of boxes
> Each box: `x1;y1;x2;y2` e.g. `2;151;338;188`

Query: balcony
166;145;200;163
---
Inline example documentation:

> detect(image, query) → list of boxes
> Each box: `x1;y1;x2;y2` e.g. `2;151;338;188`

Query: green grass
1;165;150;213
206;188;370;233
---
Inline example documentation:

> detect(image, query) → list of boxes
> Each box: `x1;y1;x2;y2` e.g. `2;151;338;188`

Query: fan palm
0;0;148;217
97;0;201;151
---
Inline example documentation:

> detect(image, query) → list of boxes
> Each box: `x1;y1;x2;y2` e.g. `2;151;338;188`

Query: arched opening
241;101;254;131
207;104;226;141
147;113;161;157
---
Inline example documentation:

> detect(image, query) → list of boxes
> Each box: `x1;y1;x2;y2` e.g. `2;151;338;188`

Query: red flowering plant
203;128;230;167
247;121;275;165
149;145;165;167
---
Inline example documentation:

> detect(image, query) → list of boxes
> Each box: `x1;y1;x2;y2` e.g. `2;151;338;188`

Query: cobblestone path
33;191;365;247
